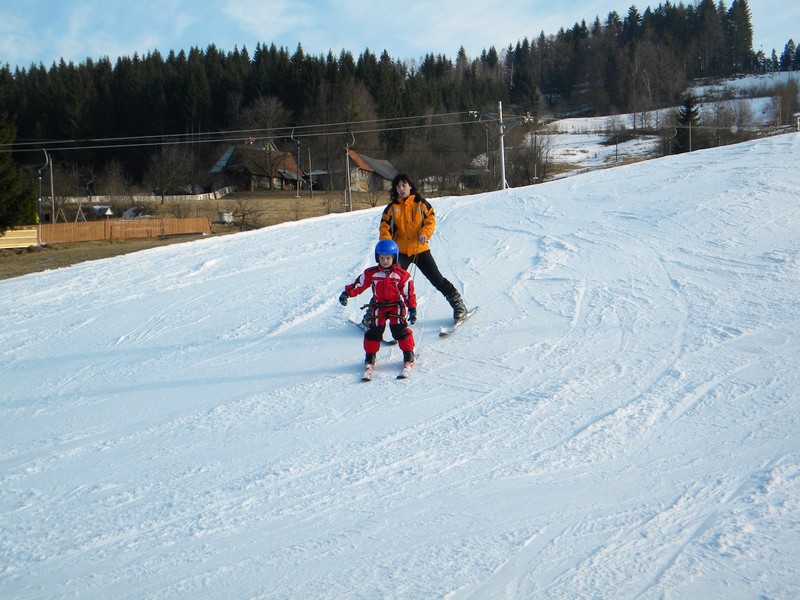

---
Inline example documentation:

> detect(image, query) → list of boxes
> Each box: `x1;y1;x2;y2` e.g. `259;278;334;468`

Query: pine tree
727;0;754;72
780;40;796;71
674;93;700;154
0;114;37;231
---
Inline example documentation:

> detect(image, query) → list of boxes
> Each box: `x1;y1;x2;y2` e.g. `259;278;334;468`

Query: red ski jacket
344;264;417;314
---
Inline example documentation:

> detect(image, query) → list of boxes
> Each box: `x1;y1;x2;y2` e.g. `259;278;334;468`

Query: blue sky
1;0;795;70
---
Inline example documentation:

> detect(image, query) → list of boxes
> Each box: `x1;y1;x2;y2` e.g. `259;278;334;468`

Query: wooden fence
0;227;38;249
42;218;211;243
1;218;211;248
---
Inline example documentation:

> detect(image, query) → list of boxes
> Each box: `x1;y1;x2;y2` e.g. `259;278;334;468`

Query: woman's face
396;180;412;198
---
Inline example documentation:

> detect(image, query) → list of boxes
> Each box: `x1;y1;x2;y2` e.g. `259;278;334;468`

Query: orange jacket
379;195;436;256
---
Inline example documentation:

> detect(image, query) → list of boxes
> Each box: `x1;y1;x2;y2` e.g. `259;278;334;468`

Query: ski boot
362;352;377;381
397;350;415;380
447;292;468;322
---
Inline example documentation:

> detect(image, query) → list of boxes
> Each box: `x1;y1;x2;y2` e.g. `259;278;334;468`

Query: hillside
1;132;799;598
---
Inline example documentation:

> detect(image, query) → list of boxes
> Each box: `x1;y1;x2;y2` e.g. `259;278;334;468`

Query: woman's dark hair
390;172;417;200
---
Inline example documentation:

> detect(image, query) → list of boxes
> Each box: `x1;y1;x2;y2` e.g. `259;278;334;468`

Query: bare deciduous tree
240;96;293;191
771;80;799;126
144;144;192;202
99;160;130;199
229;196;267;231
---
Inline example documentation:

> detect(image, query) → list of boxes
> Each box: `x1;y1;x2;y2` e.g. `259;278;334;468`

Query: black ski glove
408;307;417;324
339;291;349;306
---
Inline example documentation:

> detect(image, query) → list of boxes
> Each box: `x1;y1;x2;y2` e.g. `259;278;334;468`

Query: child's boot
397;350;415;379
361;353;377;382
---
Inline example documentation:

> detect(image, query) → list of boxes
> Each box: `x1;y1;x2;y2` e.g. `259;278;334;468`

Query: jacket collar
393;194;417;204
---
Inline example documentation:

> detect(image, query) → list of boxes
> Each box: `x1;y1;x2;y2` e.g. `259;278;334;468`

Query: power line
2;110;498;154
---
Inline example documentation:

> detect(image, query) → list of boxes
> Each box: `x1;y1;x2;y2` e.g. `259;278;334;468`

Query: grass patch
0;191;384;281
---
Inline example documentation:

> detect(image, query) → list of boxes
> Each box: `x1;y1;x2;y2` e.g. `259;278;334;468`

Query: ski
439;306;479;337
396;362;414;379
361;364;374;382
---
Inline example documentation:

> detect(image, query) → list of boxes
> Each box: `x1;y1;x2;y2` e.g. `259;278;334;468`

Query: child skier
339;239;417;380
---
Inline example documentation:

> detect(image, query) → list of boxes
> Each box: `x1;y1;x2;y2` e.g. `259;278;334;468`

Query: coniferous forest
1;0;798;221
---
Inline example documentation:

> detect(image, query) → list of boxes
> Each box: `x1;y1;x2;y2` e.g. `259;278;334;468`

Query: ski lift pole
37;149;49;244
498;101;508;190
291;130;301;198
308;147;313;199
344;132;355;211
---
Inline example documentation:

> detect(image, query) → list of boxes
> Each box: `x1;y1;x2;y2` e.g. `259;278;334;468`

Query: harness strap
361;300;402;310
360;301;407;325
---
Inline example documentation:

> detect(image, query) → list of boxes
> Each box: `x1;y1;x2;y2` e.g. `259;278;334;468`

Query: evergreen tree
695;0;726;74
674;93;700;153
509;39;539;110
90;57;117;138
623;6;643;46
376;51;407;153
177;47;212;133
780;40;796;71
0;114;37;231
727;0;754;72
356;49;380;99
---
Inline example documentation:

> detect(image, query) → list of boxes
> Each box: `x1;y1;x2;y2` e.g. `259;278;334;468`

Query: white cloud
223;0;311;44
0;12;36;68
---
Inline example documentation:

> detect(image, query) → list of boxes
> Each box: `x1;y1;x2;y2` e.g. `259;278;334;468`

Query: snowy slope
1;133;799;599
545;72;800;173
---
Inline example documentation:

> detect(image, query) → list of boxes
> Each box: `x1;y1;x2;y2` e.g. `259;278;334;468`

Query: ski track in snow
1;134;800;598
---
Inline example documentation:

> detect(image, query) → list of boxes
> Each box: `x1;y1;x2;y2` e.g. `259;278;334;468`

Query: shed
211;144;305;191
346;150;399;192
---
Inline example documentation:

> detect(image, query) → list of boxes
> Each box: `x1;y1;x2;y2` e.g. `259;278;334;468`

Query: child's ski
439;306;479;337
361;364;374;382
396;362;414;379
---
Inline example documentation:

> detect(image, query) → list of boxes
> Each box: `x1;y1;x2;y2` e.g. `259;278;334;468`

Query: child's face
378;255;394;268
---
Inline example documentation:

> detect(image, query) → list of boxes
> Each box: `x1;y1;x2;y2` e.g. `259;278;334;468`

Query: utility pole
37;149;49;243
291;130;301;198
308;147;314;199
472;103;536;190
295;139;301;198
344;134;355;211
498;101;508;190
46;150;54;222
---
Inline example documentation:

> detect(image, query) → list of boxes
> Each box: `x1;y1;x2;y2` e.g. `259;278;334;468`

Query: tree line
1;0;797;229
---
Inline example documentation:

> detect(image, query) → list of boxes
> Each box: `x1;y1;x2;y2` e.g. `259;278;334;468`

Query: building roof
347;150;398;181
212;145;303;178
210;146;235;174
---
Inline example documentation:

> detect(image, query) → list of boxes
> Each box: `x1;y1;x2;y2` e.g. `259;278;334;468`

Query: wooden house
211;142;305;192
346;150;399;192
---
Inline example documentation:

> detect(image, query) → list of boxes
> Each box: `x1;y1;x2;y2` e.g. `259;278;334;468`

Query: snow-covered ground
691;70;800;100
543;71;799;171
1;132;799;598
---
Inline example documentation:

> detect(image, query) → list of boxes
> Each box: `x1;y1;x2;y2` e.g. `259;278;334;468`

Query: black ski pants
399;250;458;299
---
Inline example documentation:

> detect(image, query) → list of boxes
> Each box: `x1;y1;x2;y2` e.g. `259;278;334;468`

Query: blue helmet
375;239;399;264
